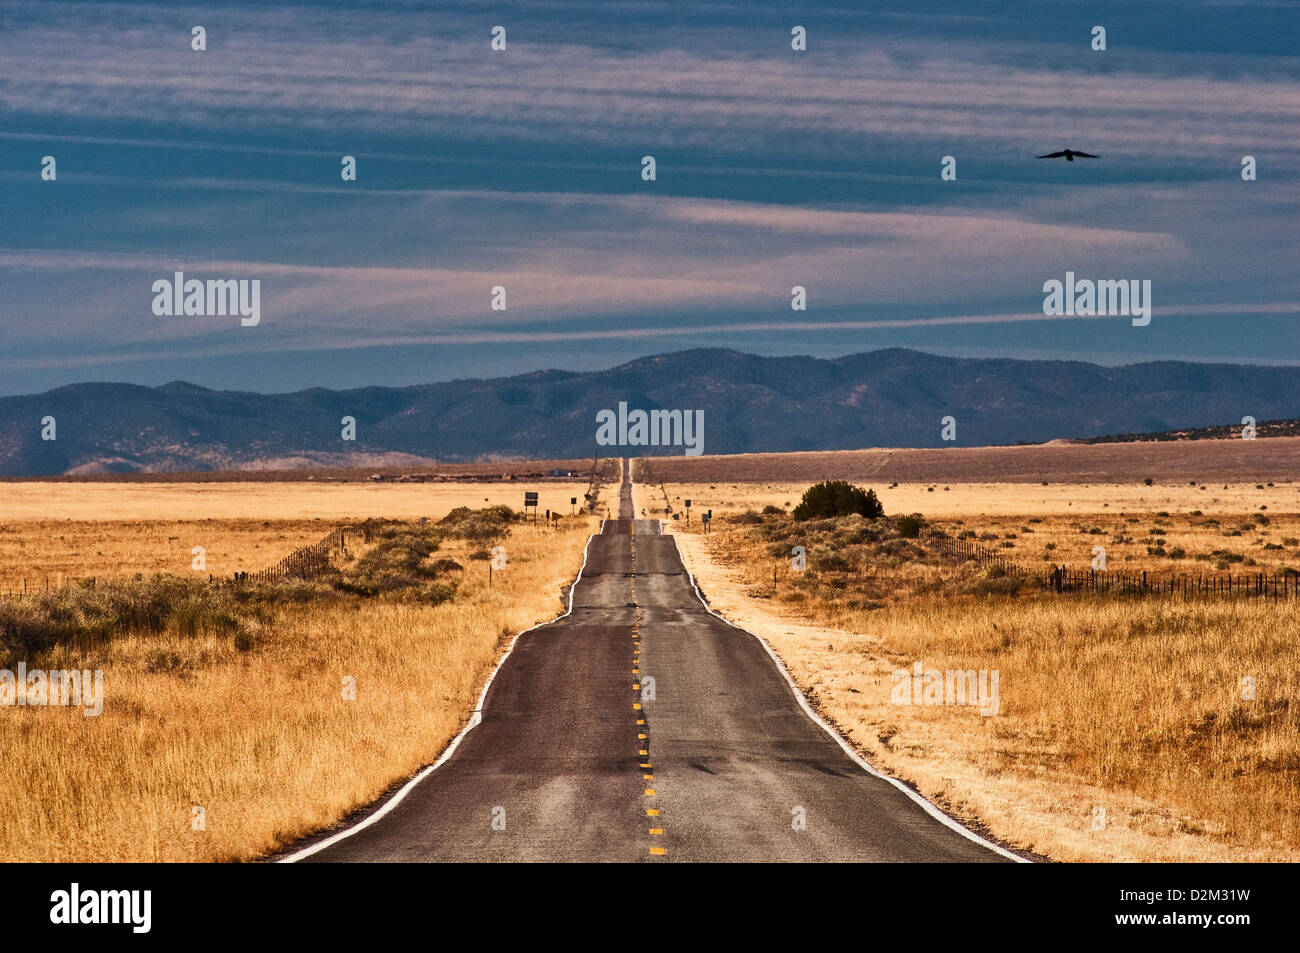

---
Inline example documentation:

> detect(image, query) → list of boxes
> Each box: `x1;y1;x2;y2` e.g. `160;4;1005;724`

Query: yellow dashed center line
629;549;664;859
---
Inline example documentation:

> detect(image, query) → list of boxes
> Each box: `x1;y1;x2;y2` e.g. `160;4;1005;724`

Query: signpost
703;509;712;534
571;496;577;516
524;491;539;524
684;499;692;525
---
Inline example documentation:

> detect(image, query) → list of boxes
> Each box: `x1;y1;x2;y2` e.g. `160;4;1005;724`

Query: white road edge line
278;521;604;863
668;533;1031;864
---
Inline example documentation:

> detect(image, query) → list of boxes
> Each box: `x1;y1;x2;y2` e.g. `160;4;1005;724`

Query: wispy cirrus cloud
1;0;1297;393
3;2;1298;165
0;189;1196;352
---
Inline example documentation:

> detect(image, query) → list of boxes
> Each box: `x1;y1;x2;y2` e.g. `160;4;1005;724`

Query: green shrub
895;514;924;538
792;481;884;521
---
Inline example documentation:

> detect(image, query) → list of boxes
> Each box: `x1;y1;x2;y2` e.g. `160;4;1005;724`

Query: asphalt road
282;470;1016;862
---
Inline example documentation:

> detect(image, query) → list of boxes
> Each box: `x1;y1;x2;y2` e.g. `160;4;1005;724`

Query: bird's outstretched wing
1037;151;1066;159
1072;151;1099;158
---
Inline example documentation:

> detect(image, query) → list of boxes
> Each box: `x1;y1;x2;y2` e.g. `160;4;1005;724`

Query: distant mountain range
2;348;1298;476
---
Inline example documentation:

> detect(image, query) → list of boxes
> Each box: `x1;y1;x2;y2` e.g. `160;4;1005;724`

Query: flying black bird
1037;149;1099;162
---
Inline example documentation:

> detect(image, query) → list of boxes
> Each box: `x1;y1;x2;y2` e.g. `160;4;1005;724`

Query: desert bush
960;565;1029;596
813;552;855;573
0;575;241;659
416;583;458;606
841;528;880;545
793;481;884;521
0;509;517;658
439;505;519;545
895;514;924;538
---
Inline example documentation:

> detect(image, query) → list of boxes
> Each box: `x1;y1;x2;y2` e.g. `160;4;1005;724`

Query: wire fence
922;528;1300;599
232;526;351;585
0;575;63;600
923;532;1026;577
1046;567;1300;598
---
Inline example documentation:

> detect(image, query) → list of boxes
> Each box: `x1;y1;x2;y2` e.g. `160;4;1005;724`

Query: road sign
524;492;539;505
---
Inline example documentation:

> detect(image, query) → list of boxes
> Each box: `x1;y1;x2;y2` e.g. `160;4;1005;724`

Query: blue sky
2;0;1298;396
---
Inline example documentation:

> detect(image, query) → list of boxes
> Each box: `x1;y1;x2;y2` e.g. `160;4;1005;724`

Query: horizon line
7;344;1300;400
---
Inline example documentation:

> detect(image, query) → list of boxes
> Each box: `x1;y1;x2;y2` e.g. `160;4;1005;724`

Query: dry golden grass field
0;481;593;592
635;479;1296;519
634;434;1300;485
0;519;331;593
0;481;611;862
0;480;594;522
640;482;1300;576
644;472;1300;862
